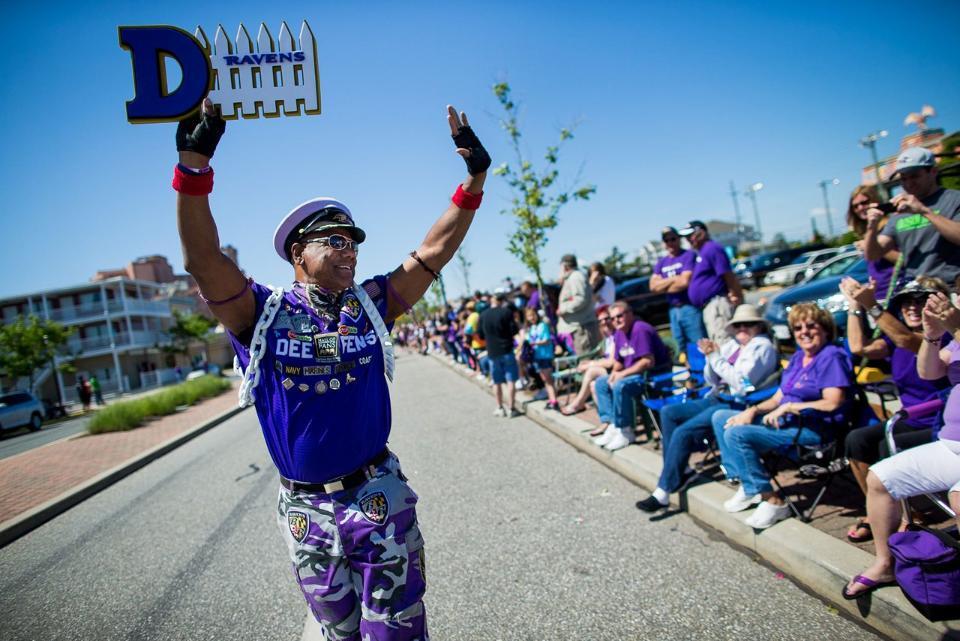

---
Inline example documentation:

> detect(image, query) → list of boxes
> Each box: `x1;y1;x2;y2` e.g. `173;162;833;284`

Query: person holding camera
173;99;490;640
864;147;960;285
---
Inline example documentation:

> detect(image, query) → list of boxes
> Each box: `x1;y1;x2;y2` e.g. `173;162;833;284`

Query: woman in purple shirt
842;292;960;600
840;276;951;542
711;303;853;530
847;185;900;302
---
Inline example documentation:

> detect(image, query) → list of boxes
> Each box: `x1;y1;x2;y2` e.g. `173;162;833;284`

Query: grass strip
87;376;232;434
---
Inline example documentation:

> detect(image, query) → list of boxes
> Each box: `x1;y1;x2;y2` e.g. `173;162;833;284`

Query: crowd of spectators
395;145;960;604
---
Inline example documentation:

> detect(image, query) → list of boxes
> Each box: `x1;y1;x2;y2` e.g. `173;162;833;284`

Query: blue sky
2;0;959;300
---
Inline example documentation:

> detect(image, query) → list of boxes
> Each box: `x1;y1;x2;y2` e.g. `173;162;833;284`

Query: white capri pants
870;438;960;500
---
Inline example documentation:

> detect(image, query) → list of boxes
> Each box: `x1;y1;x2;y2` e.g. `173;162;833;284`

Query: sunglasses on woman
732;322;756;330
791;322;820;332
300;234;359;252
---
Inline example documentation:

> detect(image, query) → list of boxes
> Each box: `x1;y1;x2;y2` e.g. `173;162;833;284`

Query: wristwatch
867;304;884;321
851;309;864;318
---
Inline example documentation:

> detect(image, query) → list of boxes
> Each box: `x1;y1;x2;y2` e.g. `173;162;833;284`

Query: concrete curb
0;404;248;548
430;353;960;641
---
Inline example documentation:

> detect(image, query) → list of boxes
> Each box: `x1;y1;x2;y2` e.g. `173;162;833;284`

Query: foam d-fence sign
118;21;321;124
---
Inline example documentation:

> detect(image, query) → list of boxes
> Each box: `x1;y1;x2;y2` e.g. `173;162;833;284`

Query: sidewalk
0;382;246;546
429;352;960;641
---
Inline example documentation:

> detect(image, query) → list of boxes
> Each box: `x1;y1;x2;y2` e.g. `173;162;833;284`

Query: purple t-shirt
868;257;897;302
654;249;696;306
688;240;732;307
229;277;393;482
940;341;960;441
613;320;671;370
779;344;853;427
882;336;950;429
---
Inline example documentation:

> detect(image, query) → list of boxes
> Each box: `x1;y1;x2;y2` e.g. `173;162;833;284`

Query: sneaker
723;486;762;513
604;427;634;451
507;407;523;418
492;406;507;418
592;424;616;446
744;500;791;529
635;495;668;513
515;379;525;390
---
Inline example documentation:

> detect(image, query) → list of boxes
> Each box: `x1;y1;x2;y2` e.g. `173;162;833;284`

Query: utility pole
860;130;889;200
744;182;764;251
817;178;839;238
729;180;744;248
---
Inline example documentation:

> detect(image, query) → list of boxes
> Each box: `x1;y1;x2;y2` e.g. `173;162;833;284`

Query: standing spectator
464;301;485;371
865;146;960;285
557;254;602;355
89;375;105;406
680;220;743;345
588;262;616;309
846;185;900;302
478;293;522;417
839;276;951;542
76;375;92;412
592;301;672;451
524;307;560;410
651;226;705;362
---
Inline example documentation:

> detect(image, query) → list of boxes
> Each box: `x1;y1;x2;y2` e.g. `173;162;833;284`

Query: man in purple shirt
592;301;671;451
173;99;490;640
650;226;705;363
679;220;744;345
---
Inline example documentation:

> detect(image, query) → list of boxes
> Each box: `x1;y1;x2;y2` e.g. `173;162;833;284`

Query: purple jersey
654;249;696;306
688;240;732;307
941;340;960;441
779;344;853;427
229;277;393;483
867;257;897;301
613;320;671;370
882;336;950;428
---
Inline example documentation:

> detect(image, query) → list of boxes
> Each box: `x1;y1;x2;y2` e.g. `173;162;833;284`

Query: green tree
455;247;473;296
166;311;217;356
937;131;960;191
0;315;74;392
602;245;628;275
492;83;596;307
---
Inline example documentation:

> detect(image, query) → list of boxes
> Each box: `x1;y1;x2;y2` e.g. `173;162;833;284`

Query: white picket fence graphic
195;21;321;119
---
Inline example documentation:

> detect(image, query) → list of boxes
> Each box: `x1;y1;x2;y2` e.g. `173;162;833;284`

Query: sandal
846;519;873;543
841;574;895;600
561;404;585;416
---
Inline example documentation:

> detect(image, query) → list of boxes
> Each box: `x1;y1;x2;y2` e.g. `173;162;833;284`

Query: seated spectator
592;301;672;452
846;185;900;302
842;295;960;599
523;307;560;410
864;146;960;285
840;276;951;542
711;303;853;529
561;305;617;425
636;304;779;512
589;262;616;309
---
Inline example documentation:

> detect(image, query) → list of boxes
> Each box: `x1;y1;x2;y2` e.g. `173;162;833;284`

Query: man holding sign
173;99;489;640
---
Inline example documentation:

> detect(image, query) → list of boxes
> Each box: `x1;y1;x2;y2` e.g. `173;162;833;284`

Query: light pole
817;178;840;238
859;130;889;200
743;182;764;250
729;180;744;248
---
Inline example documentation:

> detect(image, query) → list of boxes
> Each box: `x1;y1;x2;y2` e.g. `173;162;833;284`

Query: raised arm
385;106;490;323
174;101;256;336
863;206;895;261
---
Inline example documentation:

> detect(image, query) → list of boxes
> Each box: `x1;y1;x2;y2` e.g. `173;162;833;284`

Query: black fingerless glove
176;107;226;159
452;126;491;176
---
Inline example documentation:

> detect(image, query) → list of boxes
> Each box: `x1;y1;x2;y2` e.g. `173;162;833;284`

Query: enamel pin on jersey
118;21;321;123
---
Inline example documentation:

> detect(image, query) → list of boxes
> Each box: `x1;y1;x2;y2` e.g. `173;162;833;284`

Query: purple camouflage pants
277;453;428;640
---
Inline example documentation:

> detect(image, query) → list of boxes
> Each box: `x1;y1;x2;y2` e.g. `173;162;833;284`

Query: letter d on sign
118;26;212;123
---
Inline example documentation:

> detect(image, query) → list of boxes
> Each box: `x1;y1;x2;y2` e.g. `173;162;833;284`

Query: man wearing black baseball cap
678;220;743;344
650;226;704;362
171;99;490;639
865;146;960;285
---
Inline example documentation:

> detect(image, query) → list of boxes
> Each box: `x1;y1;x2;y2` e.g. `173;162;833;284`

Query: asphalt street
0;413;91;460
0;353;881;641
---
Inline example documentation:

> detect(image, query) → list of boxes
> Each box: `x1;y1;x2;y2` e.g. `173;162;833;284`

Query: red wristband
452;184;483;210
172;164;214;196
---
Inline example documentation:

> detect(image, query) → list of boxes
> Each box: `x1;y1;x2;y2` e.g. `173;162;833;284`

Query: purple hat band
272;197;365;262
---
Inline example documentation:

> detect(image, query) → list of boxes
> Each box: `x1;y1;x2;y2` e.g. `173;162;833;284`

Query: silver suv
0;391;44;432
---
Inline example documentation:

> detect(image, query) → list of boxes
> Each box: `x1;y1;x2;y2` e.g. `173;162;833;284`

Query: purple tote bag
888;525;960;622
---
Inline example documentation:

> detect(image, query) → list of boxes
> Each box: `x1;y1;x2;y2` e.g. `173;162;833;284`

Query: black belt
280;448;391;494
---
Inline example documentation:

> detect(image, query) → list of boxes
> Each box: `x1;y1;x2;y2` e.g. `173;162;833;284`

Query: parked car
762;246;852;287
614;276;669;328
763;255;869;345
735;247;816;289
0;391;45;432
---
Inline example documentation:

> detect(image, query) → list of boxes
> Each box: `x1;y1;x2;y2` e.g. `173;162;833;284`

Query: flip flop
561;405;585;416
846;519;873;543
841;574;895;600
